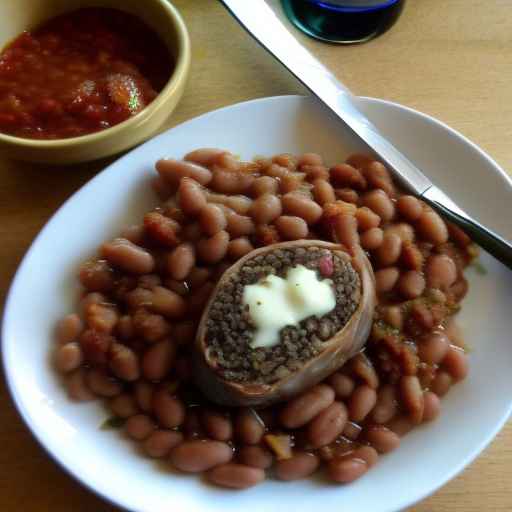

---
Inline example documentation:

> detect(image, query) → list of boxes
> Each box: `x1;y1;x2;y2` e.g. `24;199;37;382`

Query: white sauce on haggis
243;265;336;349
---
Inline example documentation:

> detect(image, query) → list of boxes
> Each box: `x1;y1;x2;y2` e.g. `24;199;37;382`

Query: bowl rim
3;94;512;512
0;0;191;148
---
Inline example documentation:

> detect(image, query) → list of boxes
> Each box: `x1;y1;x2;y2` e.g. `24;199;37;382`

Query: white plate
3;95;512;512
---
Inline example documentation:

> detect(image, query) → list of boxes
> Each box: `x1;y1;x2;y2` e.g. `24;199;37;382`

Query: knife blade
220;0;512;270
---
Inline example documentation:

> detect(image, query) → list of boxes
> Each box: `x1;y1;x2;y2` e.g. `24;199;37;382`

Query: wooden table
1;0;511;510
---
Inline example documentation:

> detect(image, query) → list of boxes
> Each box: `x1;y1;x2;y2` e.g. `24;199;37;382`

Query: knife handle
423;186;512;270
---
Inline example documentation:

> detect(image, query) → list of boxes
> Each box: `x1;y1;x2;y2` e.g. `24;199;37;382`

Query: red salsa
0;8;174;139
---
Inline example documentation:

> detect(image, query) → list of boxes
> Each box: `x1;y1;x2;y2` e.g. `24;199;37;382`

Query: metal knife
220;0;512;270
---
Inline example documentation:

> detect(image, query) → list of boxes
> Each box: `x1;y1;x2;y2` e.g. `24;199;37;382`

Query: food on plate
195;240;375;406
53;148;475;489
0;8;173;139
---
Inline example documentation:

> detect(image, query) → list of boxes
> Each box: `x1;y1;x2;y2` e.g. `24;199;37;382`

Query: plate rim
2;93;511;512
360;95;512;191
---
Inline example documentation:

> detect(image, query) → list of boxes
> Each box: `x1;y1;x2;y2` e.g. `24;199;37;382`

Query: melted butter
243;265;336;349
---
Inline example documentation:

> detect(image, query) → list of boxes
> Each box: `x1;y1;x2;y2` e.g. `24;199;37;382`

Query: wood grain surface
0;0;511;510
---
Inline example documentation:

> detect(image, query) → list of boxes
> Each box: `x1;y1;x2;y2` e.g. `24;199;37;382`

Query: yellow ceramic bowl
0;0;191;164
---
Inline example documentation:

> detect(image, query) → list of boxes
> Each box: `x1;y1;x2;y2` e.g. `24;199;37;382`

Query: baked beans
169;440;233;472
55;149;474;489
275;452;319;480
206;463;265;489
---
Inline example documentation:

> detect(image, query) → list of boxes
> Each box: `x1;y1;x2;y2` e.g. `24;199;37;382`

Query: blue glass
312;0;399;13
282;0;405;44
